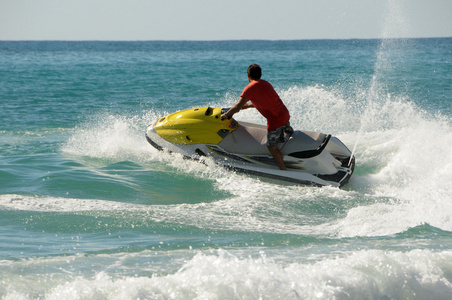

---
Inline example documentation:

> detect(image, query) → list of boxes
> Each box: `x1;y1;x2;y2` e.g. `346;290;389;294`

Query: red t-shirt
241;80;290;130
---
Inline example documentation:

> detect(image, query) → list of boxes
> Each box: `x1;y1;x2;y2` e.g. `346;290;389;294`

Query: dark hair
247;64;262;80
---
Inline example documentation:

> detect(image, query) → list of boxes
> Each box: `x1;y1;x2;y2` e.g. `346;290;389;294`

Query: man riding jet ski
146;64;354;187
221;64;292;171
145;106;355;187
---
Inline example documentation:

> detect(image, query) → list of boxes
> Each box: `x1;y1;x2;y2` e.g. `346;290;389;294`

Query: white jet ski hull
146;108;354;187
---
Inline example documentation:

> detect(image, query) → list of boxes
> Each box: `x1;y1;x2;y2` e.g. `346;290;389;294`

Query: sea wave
1;249;452;299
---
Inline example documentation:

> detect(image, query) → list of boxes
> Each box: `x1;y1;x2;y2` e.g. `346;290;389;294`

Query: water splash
2;248;452;299
61;111;158;163
350;0;412;167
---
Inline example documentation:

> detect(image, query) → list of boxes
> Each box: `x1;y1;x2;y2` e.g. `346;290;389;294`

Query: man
221;64;293;170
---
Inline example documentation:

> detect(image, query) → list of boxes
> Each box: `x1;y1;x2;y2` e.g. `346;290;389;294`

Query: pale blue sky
1;0;451;40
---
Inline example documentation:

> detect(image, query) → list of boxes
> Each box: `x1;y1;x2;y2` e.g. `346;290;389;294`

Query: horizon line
1;36;451;43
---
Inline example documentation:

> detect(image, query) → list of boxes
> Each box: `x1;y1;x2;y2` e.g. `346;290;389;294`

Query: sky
0;0;451;41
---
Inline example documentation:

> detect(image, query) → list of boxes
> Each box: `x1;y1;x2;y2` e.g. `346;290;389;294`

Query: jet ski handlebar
219;107;233;120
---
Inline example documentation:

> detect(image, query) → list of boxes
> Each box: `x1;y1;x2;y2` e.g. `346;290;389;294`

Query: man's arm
221;96;250;120
241;103;254;109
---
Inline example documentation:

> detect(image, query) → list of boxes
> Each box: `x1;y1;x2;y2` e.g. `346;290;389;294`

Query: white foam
275;85;452;237
61;111;158;163
335;114;452;237
2;249;452;299
0;194;142;212
0;186;344;236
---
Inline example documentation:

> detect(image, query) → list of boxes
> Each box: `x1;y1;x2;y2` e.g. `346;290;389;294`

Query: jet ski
145;107;355;187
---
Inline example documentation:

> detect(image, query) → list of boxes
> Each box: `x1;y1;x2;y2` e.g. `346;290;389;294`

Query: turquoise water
1;38;452;299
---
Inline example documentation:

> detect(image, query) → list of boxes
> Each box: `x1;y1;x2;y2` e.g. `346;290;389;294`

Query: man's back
241;79;290;130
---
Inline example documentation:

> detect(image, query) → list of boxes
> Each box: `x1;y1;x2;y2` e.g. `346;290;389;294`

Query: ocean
1;38;451;299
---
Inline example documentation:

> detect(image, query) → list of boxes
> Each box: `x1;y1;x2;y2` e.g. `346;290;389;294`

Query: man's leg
268;146;287;170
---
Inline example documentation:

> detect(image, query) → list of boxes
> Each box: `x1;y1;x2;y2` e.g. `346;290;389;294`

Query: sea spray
2;249;452;299
61;111;158;163
349;0;413;168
